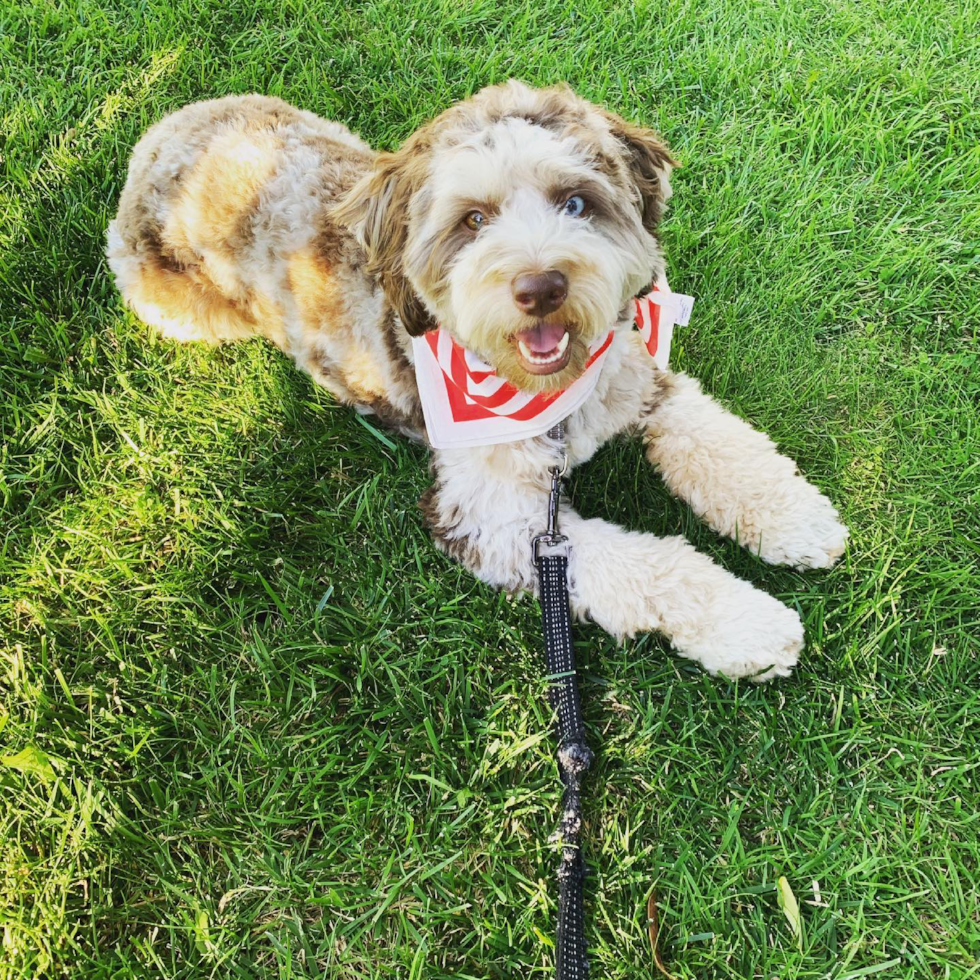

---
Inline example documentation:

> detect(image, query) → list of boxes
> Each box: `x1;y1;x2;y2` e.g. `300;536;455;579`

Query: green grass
2;0;979;976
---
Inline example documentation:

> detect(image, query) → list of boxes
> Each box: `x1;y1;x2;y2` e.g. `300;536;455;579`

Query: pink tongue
517;322;566;353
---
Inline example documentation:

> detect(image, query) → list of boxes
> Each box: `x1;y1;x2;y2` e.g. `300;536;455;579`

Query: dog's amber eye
562;195;588;217
463;210;486;231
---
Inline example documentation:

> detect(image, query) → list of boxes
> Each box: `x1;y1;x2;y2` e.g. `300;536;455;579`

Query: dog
107;81;847;682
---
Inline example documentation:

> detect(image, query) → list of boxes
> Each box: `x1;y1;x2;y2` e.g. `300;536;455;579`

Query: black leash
533;421;593;979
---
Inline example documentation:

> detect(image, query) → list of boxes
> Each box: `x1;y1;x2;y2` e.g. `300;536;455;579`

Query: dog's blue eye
562;195;587;217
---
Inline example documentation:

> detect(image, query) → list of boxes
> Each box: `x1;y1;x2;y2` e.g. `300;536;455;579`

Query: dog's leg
422;448;803;682
643;373;848;570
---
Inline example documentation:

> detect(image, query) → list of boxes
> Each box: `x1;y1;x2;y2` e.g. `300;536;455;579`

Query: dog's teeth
518;331;570;365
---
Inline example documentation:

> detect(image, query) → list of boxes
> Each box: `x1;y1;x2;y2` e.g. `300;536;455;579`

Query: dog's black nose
512;270;568;317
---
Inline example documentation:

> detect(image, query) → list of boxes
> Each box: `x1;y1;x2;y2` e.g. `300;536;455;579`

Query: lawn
1;0;978;977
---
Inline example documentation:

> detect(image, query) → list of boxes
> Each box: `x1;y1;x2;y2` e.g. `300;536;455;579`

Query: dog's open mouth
513;322;571;375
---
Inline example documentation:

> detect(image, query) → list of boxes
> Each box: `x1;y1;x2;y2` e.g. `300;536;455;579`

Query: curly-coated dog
107;81;847;681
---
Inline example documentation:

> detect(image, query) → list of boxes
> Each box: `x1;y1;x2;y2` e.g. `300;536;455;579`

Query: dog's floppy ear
599;109;678;234
331;149;437;337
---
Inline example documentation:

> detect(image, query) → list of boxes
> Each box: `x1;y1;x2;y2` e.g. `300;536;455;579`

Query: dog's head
333;81;676;392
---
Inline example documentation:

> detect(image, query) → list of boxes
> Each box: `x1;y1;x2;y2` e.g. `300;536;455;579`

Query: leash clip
533;449;569;564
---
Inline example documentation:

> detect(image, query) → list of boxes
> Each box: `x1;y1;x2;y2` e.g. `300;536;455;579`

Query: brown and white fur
107;82;847;682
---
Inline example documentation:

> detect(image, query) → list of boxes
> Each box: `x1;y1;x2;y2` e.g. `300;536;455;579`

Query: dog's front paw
748;483;848;571
677;579;804;683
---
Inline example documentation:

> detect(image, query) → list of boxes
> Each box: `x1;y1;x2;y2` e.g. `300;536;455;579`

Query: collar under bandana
412;282;694;449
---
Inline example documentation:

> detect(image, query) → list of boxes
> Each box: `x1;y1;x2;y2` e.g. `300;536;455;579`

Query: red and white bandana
412;282;694;449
